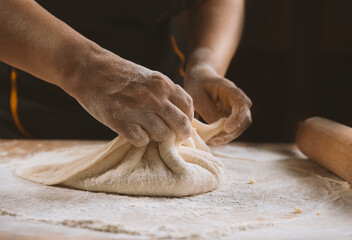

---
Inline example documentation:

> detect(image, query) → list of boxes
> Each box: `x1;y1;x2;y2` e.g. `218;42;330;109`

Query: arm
180;0;252;145
0;0;91;88
0;0;193;146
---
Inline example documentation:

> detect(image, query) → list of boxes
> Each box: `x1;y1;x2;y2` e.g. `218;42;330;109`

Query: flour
1;143;352;239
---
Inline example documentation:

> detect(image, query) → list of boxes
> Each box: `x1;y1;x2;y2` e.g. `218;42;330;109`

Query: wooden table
0;140;122;240
1;140;351;240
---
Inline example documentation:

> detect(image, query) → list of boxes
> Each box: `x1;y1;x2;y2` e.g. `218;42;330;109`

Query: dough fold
15;118;226;197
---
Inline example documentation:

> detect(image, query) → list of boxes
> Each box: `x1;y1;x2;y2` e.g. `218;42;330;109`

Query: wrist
185;44;234;79
50;34;97;89
58;40;115;98
184;48;222;82
184;49;217;79
185;48;214;72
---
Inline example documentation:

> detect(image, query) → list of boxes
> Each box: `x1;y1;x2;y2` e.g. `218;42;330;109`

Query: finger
169;84;194;121
227;85;252;107
194;90;223;124
208;115;251;146
209;110;252;146
224;105;252;133
209;112;251;146
118;123;150;147
136;113;170;142
121;110;170;142
159;101;192;141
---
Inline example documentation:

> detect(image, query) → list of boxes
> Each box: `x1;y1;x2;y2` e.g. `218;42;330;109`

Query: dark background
227;0;352;142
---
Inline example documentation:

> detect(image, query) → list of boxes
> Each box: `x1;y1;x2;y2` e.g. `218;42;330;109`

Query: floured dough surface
1;143;352;239
15;119;227;197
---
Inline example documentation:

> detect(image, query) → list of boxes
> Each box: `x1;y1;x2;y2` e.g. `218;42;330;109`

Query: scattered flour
1;143;352;239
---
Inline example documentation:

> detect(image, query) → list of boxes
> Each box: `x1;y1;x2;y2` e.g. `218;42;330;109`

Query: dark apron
0;0;196;139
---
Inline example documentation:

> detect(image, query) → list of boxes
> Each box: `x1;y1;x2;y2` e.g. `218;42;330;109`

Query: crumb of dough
316;211;321;215
249;179;255;184
294;208;302;214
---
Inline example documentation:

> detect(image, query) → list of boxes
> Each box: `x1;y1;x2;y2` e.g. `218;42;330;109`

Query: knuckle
174;84;183;91
178;117;192;134
161;103;192;136
174;84;186;96
152;77;165;88
184;94;193;107
224;78;236;88
178;114;188;127
246;111;252;121
153;127;170;142
240;93;252;107
247;98;253;107
150;72;168;86
175;85;194;108
149;71;164;79
144;114;169;142
126;125;149;146
246;113;253;126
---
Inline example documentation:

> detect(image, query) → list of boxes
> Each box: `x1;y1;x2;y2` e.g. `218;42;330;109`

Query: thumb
194;91;223;124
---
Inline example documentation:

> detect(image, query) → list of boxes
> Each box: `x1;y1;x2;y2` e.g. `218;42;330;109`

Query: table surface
1;139;351;240
0;140;109;240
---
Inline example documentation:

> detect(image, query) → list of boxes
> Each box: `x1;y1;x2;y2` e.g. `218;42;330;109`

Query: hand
184;65;252;145
66;49;193;147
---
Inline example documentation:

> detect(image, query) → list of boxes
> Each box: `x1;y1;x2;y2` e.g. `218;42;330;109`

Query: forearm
182;0;244;76
0;0;103;93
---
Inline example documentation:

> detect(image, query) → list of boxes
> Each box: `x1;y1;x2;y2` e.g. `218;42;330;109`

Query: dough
15;118;226;197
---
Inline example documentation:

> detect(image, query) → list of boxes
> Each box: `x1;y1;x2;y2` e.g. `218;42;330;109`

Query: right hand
66;49;193;147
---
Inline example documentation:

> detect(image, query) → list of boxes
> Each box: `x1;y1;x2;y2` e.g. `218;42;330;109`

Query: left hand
184;65;252;145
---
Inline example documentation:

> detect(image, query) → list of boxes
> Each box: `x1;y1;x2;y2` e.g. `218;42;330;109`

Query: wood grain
296;117;352;183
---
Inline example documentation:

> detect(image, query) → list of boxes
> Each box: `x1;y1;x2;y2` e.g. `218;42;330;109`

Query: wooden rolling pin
296;117;352;183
